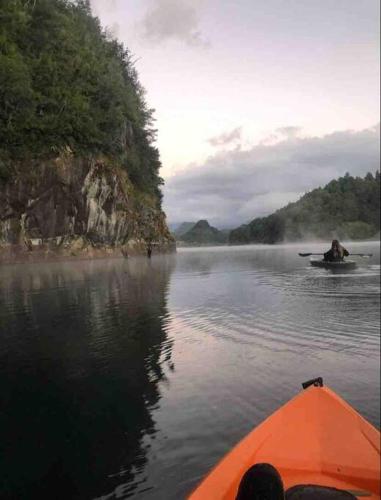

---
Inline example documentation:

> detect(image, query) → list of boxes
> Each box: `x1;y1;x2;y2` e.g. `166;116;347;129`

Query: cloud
162;124;380;228
260;126;302;145
208;127;242;147
91;0;119;17
139;0;209;47
276;126;301;139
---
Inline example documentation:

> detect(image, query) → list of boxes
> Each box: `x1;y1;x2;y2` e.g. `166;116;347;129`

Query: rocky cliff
0;0;175;264
0;155;175;263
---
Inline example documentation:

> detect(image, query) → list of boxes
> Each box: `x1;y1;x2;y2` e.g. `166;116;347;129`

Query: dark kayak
310;259;357;270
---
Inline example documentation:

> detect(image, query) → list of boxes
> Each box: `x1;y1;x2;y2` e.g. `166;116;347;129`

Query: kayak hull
310;259;357;270
188;385;380;499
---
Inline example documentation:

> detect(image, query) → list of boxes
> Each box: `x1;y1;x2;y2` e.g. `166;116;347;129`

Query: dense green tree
229;172;380;244
0;0;163;198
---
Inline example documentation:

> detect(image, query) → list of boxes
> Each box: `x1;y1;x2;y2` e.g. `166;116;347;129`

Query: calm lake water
0;242;380;500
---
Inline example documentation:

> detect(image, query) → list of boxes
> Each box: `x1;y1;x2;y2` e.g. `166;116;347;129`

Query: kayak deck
189;384;380;499
310;259;357;269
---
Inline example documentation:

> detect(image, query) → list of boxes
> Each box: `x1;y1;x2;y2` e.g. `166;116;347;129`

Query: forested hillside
0;0;162;197
229;172;380;244
173;222;196;238
180;220;227;245
0;0;174;262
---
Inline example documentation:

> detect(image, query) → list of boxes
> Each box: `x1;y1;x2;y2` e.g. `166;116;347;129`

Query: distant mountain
230;171;380;244
173;222;196;238
220;229;232;237
180;220;227;245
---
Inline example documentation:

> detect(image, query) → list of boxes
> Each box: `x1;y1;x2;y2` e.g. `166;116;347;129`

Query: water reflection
0;257;176;500
0;243;379;500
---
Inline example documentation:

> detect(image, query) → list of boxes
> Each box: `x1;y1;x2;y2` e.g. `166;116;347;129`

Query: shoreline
0;241;176;265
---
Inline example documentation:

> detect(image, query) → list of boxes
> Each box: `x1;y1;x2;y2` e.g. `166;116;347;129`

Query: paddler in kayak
323;239;349;262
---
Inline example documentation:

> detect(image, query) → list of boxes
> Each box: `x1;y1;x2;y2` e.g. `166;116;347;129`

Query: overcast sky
91;0;380;227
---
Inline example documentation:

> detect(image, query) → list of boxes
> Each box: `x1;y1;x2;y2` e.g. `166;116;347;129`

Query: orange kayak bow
189;378;380;499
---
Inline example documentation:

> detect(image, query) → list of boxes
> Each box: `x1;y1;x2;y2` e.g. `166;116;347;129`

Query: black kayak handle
302;377;324;389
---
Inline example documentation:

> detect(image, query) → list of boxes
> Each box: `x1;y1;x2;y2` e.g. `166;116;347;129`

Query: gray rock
0;155;175;263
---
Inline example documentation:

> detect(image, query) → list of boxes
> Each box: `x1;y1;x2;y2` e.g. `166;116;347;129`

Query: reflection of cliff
0;256;175;499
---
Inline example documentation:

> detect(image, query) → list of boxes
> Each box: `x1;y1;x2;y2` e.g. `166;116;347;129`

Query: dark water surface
0;242;380;499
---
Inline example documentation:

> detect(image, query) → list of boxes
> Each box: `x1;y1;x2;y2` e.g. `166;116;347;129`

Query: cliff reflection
0;256;176;499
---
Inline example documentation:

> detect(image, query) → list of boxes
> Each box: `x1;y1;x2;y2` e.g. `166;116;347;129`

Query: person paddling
323;239;349;262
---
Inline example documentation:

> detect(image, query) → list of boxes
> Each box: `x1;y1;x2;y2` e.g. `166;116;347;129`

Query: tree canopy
229;172;380;244
0;0;162;198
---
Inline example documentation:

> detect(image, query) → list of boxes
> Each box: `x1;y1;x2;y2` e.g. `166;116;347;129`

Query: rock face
0;155;175;263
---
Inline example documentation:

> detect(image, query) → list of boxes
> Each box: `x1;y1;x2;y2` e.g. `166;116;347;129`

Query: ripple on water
0;246;379;500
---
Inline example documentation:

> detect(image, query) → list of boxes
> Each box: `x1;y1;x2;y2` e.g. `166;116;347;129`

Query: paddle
298;252;373;257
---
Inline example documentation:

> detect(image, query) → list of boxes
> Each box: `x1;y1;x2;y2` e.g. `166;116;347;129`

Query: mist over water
0;241;379;499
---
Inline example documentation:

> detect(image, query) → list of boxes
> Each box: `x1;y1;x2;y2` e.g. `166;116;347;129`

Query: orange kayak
189;379;380;499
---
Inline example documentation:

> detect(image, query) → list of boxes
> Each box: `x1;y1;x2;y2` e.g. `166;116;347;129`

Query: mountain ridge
179;219;227;246
229;171;380;245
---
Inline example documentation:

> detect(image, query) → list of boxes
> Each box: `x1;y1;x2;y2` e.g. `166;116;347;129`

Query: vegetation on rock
0;0;162;199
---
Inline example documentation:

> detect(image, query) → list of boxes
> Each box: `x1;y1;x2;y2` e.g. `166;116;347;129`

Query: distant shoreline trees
229;172;380;244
